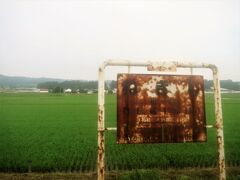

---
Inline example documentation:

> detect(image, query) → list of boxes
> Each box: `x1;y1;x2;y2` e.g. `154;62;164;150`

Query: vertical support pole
212;65;226;180
98;66;105;180
190;67;193;75
128;65;131;74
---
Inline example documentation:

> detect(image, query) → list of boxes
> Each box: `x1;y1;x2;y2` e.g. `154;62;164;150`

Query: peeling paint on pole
211;65;226;180
97;67;105;180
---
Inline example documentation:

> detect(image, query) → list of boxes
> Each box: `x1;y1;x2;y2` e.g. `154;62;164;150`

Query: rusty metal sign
117;74;206;144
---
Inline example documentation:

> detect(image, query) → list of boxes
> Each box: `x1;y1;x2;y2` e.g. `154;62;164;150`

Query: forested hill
0;74;63;88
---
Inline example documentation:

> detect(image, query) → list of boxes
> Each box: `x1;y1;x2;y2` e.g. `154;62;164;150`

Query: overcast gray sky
0;0;239;80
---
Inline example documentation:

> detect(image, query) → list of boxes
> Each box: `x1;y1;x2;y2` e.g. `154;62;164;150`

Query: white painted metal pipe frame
97;60;226;180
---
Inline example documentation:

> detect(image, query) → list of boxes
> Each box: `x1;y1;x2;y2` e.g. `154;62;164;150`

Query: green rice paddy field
0;93;240;177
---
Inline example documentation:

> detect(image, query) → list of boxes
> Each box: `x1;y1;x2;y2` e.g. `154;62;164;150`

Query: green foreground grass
0;93;240;178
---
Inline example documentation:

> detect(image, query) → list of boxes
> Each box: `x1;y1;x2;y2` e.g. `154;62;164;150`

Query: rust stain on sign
117;74;206;144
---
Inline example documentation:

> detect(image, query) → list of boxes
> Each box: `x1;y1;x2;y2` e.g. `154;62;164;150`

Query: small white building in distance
40;88;48;93
64;88;72;93
87;90;93;94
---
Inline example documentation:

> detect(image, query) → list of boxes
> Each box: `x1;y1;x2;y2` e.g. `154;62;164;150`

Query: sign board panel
117;74;206;144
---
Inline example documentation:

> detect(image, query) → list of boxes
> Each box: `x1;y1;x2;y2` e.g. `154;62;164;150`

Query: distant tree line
204;79;240;91
1;74;239;91
37;80;98;93
37;80;118;93
37;79;240;93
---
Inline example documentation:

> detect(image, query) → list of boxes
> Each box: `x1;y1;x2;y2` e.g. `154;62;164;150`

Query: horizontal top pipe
100;59;217;72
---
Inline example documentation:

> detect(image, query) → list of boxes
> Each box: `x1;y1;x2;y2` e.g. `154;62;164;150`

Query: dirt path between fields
0;167;239;180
